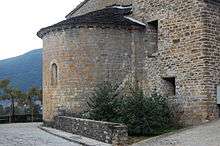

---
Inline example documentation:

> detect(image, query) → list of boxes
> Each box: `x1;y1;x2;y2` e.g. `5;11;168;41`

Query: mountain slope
0;49;42;91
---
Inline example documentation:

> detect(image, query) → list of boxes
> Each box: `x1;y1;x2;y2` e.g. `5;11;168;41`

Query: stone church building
37;0;220;125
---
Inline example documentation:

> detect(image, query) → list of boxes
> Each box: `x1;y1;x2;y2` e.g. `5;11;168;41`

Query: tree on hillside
26;86;42;122
0;79;25;123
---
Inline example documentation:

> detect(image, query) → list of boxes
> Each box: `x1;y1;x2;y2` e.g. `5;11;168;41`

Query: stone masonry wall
199;0;220;120
134;0;220;125
42;26;144;122
54;116;128;145
66;0;220;125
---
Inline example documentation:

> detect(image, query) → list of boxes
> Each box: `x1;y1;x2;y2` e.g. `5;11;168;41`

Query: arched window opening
51;63;58;86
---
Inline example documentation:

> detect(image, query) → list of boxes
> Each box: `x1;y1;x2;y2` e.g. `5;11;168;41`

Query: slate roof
37;5;146;39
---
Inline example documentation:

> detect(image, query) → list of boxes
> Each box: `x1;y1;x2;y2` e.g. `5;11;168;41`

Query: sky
0;0;83;60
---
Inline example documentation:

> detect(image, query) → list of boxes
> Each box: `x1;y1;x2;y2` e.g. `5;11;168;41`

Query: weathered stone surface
0;123;80;146
40;126;111;146
133;119;220;146
42;25;143;122
54;116;128;146
39;0;220;126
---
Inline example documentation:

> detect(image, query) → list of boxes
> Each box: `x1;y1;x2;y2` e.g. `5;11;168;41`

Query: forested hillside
0;49;42;91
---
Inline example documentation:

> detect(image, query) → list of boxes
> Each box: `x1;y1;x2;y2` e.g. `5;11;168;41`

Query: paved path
133;120;220;146
0;123;81;146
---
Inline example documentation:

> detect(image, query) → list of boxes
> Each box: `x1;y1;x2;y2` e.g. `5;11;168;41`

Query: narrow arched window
51;63;58;86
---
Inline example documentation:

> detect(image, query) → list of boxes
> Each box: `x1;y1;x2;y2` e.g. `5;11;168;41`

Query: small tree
87;82;121;122
0;79;25;123
38;88;42;103
122;89;173;136
86;82;175;136
26;86;42;122
0;105;4;114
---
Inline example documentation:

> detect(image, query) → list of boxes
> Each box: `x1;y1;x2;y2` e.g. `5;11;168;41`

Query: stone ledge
54;116;128;146
39;125;111;146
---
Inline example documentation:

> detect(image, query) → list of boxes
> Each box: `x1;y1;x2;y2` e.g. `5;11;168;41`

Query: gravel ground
133;120;220;146
0;123;81;146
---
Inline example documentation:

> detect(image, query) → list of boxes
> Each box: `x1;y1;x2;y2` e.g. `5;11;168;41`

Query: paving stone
133;120;220;146
0;123;81;146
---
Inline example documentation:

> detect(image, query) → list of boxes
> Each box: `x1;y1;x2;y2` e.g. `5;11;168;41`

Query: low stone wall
54;116;128;146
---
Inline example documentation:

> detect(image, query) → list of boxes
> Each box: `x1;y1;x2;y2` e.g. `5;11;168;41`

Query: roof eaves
37;6;146;39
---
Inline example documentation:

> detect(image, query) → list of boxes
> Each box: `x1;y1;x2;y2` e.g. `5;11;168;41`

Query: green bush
87;82;177;136
122;88;173;136
87;82;121;122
